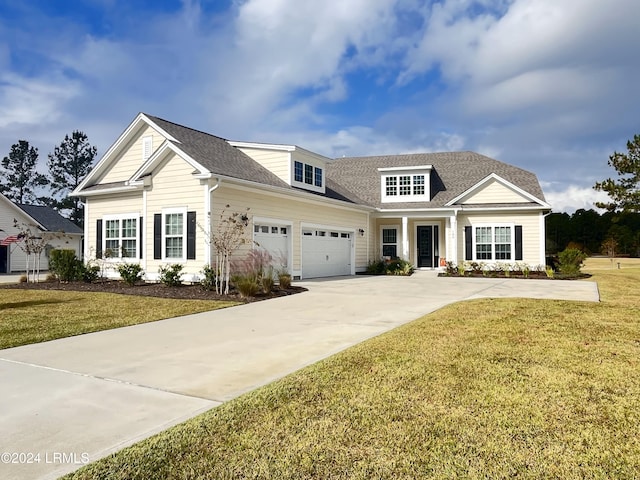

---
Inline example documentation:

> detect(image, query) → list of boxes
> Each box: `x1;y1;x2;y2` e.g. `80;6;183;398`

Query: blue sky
1;0;639;212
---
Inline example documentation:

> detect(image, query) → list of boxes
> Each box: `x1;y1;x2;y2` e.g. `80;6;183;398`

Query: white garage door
254;223;289;270
302;229;352;278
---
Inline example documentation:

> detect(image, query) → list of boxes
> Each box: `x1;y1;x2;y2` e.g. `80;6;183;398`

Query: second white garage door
302;229;352;278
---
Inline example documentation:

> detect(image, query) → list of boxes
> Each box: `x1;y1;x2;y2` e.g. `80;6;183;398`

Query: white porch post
449;215;458;264
402;216;409;259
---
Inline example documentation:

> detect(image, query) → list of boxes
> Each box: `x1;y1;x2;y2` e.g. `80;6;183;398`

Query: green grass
64;265;640;479
0;290;238;349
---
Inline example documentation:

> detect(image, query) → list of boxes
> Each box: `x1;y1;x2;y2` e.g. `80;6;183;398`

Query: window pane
122;218;136;238
382;245;397;258
399;176;411;195
382;228;397;243
105;220;119;238
304;164;313;184
495;244;511;260
122;239;136;258
413;175;425;195
495;226;511;243
476;244;492;260
165;213;183;235
165;237;183;258
476;227;492;243
105;239;119;252
294;161;303;182
314;167;323;187
385;176;397;196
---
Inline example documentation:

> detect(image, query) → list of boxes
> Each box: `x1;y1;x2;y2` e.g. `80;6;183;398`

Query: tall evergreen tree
47;131;97;227
594;134;640;212
1;140;47;204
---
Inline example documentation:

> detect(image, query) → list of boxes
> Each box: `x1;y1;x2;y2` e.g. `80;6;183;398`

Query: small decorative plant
117;263;144;286
159;263;184;287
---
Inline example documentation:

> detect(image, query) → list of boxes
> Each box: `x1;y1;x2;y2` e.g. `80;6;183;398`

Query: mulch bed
0;280;307;302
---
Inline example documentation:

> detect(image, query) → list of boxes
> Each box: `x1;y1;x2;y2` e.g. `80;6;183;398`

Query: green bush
159;264;184;287
367;259;414;276
49;249;82;282
200;264;217;291
117;263;144;286
558;248;587;276
79;262;101;283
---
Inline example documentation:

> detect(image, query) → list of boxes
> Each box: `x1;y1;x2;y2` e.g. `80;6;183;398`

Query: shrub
79;262;101;283
49;249;82;282
445;261;457;276
262;273;275;294
117;263;144;286
234;274;261;299
278;272;292;289
200;264;217;291
159;264;184;287
367;259;414;276
558;248;587;276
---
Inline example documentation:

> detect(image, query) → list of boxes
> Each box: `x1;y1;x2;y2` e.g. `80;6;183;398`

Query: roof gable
446;173;550;208
327;151;548;210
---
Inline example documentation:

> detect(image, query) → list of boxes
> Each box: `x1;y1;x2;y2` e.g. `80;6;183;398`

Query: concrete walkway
0;273;599;479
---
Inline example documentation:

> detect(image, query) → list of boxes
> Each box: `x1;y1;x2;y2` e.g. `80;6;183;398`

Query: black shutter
139;217;144;259
515;225;523;261
154;214;162;260
96;219;103;259
464;226;472;261
187;211;196;260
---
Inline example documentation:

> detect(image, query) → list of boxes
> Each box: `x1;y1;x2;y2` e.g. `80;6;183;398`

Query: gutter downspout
205;178;221;266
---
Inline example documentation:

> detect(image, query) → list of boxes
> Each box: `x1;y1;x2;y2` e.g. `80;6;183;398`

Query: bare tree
12;219;60;282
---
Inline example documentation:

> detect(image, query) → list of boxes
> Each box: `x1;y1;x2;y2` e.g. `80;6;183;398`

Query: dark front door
0;245;7;273
417;225;439;268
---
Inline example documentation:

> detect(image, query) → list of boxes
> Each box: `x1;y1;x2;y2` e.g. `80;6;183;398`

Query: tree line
0;132;97;227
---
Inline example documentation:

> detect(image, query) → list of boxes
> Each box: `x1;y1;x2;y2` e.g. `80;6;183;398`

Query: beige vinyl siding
211;183;369;275
86;193;143;264
235;147;291;184
144;154;206;277
101;126;165;184
461;178;530;204
457;211;543;266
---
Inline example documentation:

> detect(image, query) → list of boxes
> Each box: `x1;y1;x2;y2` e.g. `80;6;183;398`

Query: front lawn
65;264;640;479
0;290;238;349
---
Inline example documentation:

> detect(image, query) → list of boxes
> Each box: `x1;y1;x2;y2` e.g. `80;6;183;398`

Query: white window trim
291;160;325;193
380;225;400;259
379;167;431;203
103;213;140;261
162;207;187;262
472;223;515;262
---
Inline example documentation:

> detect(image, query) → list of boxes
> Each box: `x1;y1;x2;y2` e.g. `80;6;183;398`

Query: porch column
449;215;458;264
402;216;409;259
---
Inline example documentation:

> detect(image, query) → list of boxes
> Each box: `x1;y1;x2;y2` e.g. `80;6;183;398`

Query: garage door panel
302;234;351;278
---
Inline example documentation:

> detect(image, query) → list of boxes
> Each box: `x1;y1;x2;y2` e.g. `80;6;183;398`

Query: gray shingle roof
327;151;547;209
145;114;362;204
146;115;290;189
17;204;83;234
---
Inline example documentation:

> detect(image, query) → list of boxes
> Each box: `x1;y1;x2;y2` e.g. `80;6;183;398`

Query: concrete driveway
0;272;599;479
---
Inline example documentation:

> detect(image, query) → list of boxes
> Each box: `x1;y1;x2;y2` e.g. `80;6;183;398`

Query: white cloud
542;182;610;213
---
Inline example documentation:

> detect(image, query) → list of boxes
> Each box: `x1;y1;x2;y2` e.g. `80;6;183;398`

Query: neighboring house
0;193;83;274
71;113;551;280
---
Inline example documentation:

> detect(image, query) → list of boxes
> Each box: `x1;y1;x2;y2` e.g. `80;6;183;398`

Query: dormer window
293;159;324;193
379;166;432;203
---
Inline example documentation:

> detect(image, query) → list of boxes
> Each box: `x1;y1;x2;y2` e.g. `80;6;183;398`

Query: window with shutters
474;224;514;261
162;208;186;260
103;214;138;259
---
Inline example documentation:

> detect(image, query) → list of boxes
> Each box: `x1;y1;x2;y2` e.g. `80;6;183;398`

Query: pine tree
594;134;640;212
1;140;47;204
47;131;97;227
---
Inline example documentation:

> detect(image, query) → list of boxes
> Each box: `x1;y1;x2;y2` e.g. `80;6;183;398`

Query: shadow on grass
0;298;75;310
